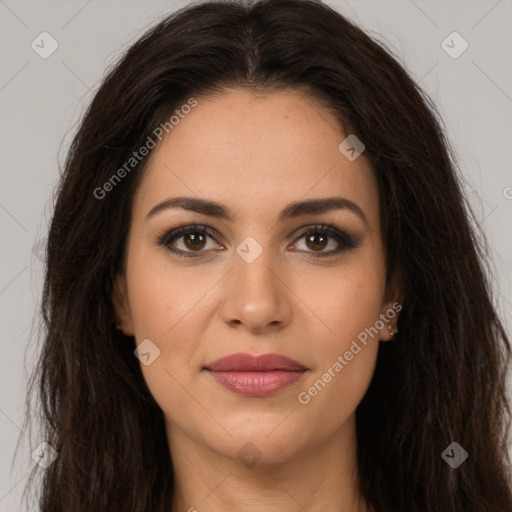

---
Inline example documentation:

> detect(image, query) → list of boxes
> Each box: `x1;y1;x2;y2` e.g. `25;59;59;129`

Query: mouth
203;353;308;397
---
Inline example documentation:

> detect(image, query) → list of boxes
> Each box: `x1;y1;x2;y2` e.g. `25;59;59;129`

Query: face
113;88;399;464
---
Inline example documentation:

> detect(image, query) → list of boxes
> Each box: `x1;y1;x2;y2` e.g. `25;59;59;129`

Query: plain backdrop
1;0;511;510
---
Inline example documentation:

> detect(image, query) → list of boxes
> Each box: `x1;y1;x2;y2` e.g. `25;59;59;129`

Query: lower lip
205;370;306;397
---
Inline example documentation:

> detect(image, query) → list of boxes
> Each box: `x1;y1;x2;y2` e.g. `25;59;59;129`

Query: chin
205;414;310;465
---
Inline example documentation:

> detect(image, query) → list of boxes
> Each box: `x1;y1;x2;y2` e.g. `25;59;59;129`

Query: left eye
290;224;357;256
158;223;356;258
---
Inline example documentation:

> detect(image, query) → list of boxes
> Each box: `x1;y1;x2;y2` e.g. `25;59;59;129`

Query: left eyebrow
145;196;368;226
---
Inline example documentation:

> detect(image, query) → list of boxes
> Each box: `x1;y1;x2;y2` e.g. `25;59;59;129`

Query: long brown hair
19;0;512;510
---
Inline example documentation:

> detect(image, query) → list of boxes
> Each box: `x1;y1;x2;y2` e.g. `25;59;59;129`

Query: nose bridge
221;235;292;331
235;245;277;297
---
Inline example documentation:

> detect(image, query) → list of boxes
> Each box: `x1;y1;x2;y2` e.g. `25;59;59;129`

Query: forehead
133;88;379;225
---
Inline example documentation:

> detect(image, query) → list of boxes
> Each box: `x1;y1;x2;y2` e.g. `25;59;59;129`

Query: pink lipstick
204;353;308;397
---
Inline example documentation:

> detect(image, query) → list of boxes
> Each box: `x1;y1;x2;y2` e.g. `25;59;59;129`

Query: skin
113;88;400;512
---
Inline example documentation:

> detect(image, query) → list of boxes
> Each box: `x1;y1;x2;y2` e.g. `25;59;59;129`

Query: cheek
126;263;201;423
292;255;384;425
125;245;213;339
294;250;385;344
295;301;381;440
124;249;214;406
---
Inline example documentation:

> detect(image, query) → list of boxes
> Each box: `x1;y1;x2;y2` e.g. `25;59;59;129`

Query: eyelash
156;222;359;259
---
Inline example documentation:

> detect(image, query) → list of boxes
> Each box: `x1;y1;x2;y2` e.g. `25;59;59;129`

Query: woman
20;0;512;510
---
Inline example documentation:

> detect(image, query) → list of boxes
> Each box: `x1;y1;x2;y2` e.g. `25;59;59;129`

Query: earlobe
379;273;403;342
112;274;135;336
378;298;402;342
380;322;398;343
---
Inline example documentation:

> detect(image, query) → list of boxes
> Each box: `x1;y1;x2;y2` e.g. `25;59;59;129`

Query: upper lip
204;353;307;372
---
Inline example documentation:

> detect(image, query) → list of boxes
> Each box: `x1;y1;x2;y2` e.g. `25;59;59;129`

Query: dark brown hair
19;0;512;510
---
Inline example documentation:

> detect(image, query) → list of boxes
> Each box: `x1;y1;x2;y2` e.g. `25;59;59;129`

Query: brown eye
159;223;358;259
291;224;358;257
305;232;329;252
159;224;224;258
183;231;207;251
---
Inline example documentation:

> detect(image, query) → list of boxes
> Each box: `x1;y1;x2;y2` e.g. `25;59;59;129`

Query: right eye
158;223;225;258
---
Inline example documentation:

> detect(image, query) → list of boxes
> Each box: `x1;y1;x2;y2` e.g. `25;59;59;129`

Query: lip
204;353;308;397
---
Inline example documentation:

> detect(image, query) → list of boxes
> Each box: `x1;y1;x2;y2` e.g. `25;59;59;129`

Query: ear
378;274;403;342
378;299;402;342
112;273;135;336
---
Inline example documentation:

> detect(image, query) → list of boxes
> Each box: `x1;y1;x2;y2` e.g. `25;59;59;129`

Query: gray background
1;0;511;509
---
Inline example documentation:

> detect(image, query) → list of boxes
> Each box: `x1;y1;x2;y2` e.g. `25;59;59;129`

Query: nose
220;248;293;334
